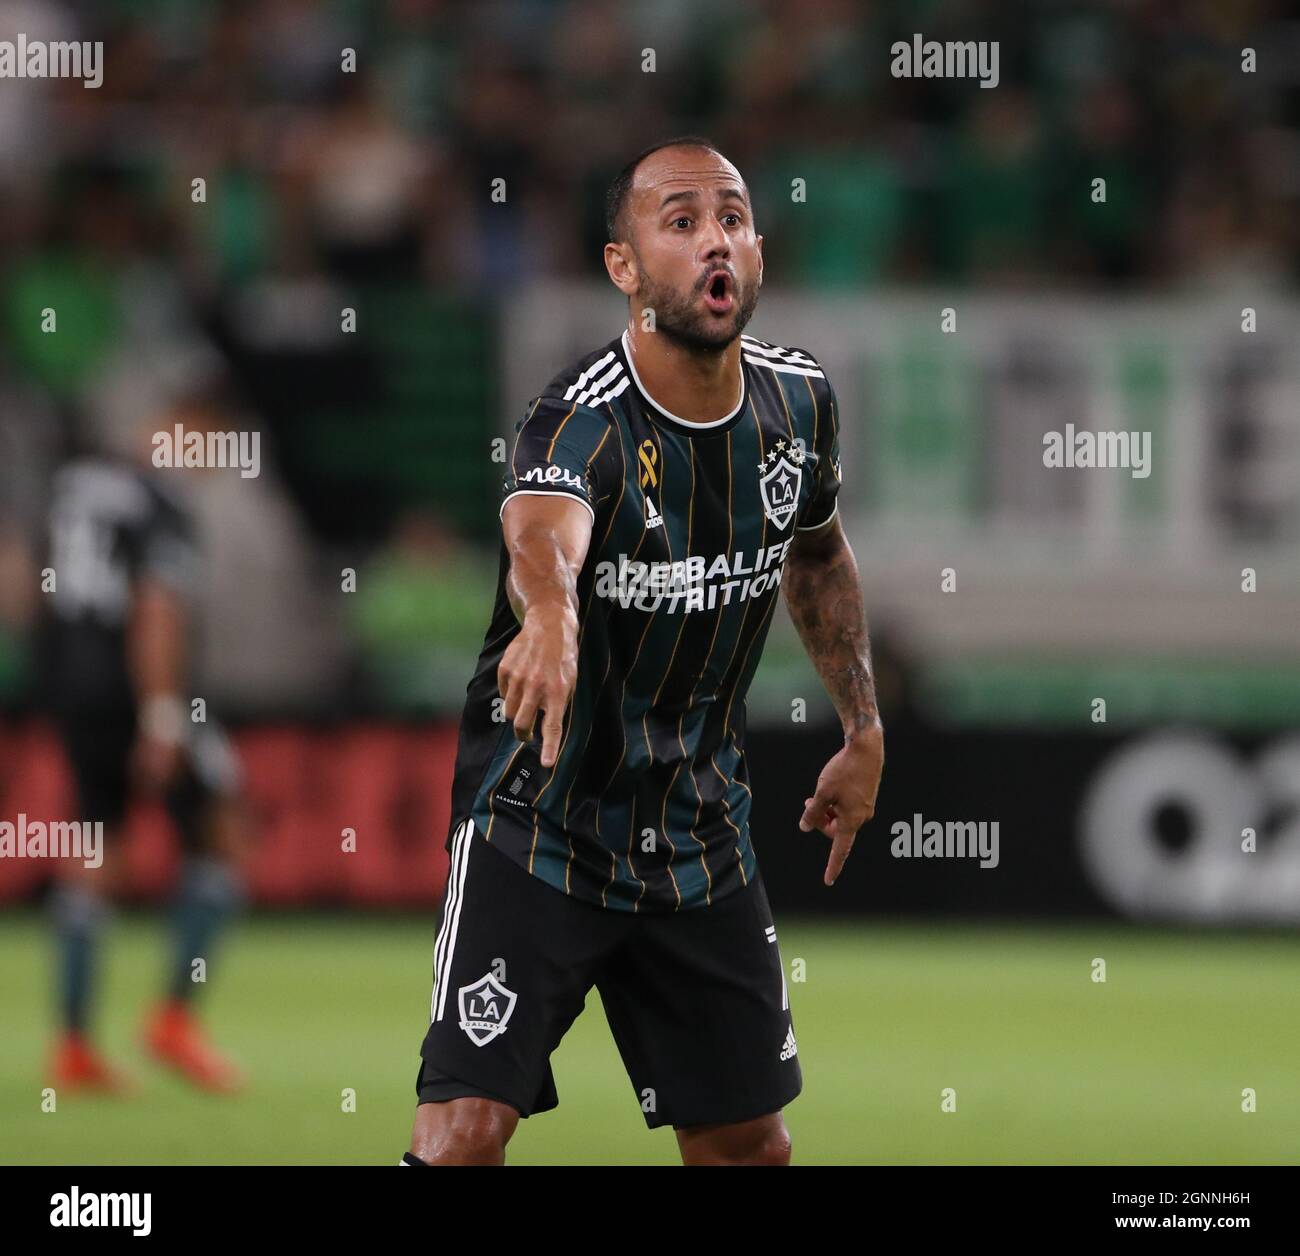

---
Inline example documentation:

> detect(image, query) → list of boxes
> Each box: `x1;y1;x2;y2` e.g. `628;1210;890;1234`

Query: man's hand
783;514;884;887
799;722;884;886
497;604;578;768
497;492;593;769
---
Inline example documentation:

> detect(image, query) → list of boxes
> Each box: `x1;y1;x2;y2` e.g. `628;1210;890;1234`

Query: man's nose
699;213;731;258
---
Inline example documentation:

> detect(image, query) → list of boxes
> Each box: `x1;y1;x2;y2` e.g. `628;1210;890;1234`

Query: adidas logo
645;495;663;529
779;1025;798;1062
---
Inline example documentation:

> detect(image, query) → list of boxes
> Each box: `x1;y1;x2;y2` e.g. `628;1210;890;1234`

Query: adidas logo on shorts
779;1025;798;1062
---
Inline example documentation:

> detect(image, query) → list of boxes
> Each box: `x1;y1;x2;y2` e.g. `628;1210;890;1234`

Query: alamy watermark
50;1188;151;1237
890;36;999;89
152;424;261;478
0;815;102;868
1043;424;1151;479
891;813;999;869
0;35;103;88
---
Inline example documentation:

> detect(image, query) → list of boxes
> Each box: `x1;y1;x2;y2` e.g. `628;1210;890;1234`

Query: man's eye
672;217;691;229
724;214;741;226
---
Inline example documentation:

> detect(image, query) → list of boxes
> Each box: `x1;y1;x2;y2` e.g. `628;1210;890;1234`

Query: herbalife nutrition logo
0;34;103;88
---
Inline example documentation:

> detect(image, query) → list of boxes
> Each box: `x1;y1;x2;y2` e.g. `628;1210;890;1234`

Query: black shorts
52;706;241;849
416;818;802;1130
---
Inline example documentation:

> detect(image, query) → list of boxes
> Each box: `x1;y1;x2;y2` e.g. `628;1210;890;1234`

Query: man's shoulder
740;335;835;439
533;334;628;418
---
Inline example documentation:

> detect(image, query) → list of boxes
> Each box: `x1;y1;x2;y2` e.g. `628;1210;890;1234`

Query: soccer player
42;405;248;1093
402;138;884;1165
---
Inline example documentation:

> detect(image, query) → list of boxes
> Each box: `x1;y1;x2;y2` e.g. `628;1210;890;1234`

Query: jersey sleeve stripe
592;374;631;407
562;351;617;401
740;337;818;366
575;362;625;409
499;487;596;524
743;354;825;378
795;499;839;531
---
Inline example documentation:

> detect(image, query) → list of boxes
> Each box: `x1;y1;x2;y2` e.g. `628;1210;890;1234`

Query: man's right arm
497;493;593;768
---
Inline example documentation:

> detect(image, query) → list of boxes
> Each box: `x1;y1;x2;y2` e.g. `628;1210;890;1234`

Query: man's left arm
781;513;884;886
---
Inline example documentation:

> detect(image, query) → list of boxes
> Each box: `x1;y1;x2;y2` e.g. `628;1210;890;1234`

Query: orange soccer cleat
51;1033;134;1095
143;1000;245;1094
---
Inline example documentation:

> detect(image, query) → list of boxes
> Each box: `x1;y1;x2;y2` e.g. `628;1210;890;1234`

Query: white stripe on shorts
430;819;473;1023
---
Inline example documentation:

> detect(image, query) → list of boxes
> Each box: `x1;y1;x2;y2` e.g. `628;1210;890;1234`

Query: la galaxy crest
458;972;517;1046
758;441;806;530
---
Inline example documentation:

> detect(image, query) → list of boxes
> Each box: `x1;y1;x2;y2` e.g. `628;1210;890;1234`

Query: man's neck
624;323;742;424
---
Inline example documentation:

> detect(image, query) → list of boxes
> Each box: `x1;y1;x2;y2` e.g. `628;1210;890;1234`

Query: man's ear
604;241;639;297
755;232;764;286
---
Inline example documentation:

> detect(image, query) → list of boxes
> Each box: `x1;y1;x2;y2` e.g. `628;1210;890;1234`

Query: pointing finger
539;691;565;768
824;822;857;887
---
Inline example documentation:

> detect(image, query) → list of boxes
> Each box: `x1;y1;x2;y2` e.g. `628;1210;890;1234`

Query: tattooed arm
782;513;884;886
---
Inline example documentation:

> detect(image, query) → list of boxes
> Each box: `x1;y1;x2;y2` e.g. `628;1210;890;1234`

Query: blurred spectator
348;510;497;714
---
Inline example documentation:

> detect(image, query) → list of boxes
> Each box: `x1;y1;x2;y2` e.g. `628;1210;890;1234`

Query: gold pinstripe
625;423;672;909
642;435;697;911
720;580;783;819
545;402;579;459
718;372;801;823
677;430;734;907
586;423;612;473
599;610;656;907
593;417;665;909
589;420;655;904
806;371;820;452
708;399;775;886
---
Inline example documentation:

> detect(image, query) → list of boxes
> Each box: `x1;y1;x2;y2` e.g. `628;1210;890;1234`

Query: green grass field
2;912;1297;1165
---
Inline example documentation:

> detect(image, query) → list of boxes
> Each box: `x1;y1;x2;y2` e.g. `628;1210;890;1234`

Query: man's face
610;147;763;352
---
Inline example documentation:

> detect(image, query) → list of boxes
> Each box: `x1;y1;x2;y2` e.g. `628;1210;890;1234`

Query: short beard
634;262;760;354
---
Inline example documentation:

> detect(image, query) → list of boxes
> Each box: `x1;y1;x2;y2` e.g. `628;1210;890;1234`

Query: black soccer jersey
451;331;842;912
42;458;199;716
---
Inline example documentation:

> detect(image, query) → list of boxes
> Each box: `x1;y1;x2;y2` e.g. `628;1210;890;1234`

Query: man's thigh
597;873;802;1132
416;819;625;1118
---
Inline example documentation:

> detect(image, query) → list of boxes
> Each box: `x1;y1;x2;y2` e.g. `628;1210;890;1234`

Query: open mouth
702;271;734;314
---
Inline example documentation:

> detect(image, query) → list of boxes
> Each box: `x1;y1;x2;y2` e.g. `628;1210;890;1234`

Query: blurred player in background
41;392;249;1094
404;139;885;1166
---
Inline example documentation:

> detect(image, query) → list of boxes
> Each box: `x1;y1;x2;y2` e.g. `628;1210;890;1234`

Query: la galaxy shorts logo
759;446;803;530
458;972;517;1046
